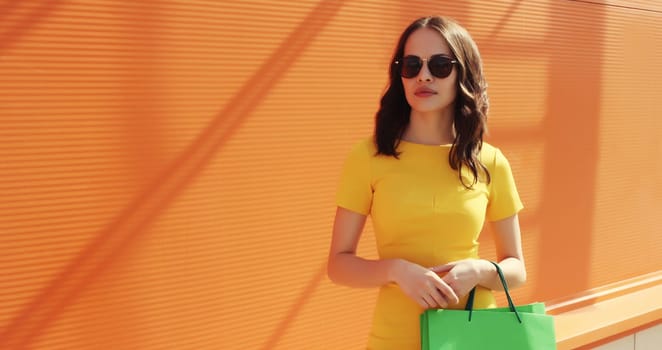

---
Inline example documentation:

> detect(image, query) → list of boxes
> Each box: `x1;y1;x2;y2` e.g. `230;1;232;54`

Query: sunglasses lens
429;56;454;78
401;57;422;78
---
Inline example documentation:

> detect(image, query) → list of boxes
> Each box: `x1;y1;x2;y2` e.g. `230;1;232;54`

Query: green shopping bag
420;262;557;350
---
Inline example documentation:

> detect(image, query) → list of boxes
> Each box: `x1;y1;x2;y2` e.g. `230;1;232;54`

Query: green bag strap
465;288;476;311
464;261;522;323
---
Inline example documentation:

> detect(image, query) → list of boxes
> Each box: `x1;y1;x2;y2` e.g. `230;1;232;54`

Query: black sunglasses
394;54;458;79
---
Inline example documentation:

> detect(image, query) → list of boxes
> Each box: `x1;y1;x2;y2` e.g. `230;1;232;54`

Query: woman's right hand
390;259;459;309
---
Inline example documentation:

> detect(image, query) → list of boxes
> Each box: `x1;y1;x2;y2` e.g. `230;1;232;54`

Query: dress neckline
399;139;453;148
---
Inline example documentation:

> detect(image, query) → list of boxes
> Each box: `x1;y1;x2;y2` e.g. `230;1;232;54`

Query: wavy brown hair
374;16;490;188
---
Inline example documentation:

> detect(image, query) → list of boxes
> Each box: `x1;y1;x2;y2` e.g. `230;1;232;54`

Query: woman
327;16;527;349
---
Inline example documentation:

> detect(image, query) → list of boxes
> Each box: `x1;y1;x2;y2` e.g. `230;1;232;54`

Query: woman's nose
417;62;433;82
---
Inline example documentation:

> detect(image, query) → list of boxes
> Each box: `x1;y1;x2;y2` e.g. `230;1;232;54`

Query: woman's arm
430;214;526;295
482;213;526;291
327;207;458;308
326;207;398;287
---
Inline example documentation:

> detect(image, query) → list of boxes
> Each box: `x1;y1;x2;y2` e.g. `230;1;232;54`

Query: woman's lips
414;87;437;97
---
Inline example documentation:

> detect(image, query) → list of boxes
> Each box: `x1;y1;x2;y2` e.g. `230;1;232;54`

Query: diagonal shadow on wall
0;0;63;54
0;0;345;348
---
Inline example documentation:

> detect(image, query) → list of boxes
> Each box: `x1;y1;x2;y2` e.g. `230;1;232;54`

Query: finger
421;294;436;309
432;279;459;305
430;263;455;273
428;288;448;308
416;298;429;309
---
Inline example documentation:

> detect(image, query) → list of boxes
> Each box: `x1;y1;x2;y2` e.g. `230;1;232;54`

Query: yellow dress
336;138;524;350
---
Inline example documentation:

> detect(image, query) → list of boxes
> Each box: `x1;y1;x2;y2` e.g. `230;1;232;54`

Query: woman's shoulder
346;136;377;157
479;142;506;168
480;141;498;156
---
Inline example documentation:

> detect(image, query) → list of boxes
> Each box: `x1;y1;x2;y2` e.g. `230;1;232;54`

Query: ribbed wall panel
1;0;661;349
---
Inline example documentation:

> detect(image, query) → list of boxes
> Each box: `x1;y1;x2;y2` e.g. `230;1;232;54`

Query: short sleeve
336;140;374;215
486;148;524;222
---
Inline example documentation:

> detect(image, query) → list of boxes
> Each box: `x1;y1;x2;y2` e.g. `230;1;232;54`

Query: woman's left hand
429;259;494;300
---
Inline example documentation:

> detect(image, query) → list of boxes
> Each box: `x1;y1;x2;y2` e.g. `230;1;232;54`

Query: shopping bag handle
464;261;522;323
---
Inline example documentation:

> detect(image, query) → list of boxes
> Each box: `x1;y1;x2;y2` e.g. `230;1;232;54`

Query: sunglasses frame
394;54;458;79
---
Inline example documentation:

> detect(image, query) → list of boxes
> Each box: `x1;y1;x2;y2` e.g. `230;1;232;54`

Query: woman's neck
402;110;454;145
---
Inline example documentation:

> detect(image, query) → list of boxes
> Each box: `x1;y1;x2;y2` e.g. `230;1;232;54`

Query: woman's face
401;27;457;116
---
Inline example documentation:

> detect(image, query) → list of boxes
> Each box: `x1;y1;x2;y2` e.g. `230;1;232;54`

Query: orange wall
1;0;661;349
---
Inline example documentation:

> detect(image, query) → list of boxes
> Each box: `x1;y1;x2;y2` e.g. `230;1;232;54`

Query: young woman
327;16;527;349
